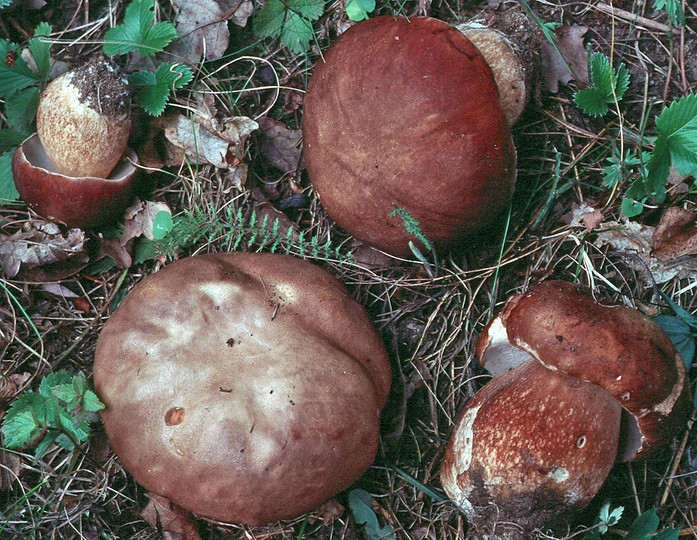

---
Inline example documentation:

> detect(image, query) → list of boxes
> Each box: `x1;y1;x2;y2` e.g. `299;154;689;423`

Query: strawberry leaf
103;0;178;57
129;63;193;116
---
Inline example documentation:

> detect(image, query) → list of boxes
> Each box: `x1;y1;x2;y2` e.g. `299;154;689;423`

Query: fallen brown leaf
258;116;305;175
651;207;697;262
141;493;202;540
541;25;589;93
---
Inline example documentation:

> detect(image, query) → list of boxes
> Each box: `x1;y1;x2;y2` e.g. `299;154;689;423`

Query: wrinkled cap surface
93;252;391;525
302;16;516;256
441;360;622;539
476;280;691;460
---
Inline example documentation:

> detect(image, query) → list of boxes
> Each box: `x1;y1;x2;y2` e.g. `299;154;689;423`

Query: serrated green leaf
1;392;46;448
574;87;610;116
39;371;74;399
590;53;613;95
0;40;39;98
655;94;697;138
129;63;192;116
0;150;20;201
653;0;685;25
621;198;643;217
280;11;315;53
51;383;79;404
287;0;324;20
614;62;630;99
81;390;105;413
103;0;178;57
5;86;40;132
625;509;659;540
646;136;672;186
345;0;374;21
0;0;13;8
34;430;59;459
28;22;52;81
254;0;287;39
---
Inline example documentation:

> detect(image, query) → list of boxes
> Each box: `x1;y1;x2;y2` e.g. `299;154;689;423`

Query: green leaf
152;210;173;240
81;390;105;413
288;0;324;20
28;22;52;81
0;40;40;98
254;0;286;39
103;0;178;57
0;151;20;201
39;371;74;400
574;87;611;117
654;314;695;370
590;53;613;95
653;94;697;175
34;430;60;459
280;11;315;53
626;509;660;540
346;0;374;21
5;86;40;132
653;0;685;25
129;63;192;116
0;0;13;8
614;62;630;99
621;198;643;218
654;528;680;540
1;392;46;448
348;489;396;540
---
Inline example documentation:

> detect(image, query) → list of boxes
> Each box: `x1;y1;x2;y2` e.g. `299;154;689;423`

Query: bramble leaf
1;392;46;448
28;22;53;82
280;12;315;53
128;63;193;116
254;0;286;38
0;40;39;98
103;0;178;57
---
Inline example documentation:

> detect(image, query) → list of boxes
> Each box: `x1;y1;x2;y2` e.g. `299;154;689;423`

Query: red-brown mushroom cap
302;16;516;256
441;360;622;539
476;280;691;461
12;134;137;229
93;252;391;525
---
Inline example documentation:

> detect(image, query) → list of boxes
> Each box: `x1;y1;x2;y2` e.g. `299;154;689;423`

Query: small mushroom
12;56;136;229
93;252;392;525
441;280;691;538
302;16;519;256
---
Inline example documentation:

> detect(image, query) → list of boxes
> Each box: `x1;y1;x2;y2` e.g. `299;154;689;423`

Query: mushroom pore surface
93;252;392;525
302;16;516;256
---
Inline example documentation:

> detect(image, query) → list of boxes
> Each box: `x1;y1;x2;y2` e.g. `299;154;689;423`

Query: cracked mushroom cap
93;252;391;525
441;359;623;538
302;16;516;256
476;280;691;461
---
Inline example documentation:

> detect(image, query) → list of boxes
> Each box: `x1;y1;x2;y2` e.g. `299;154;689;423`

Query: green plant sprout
652;0;685;26
584;505;679;540
574;52;630;117
130;206;353;265
102;0;193;116
1;371;104;460
254;0;325;54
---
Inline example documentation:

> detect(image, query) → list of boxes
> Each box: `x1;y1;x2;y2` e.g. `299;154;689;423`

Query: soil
69;54;131;119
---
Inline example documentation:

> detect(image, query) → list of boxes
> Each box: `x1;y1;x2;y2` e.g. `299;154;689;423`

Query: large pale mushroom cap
93;252;391;525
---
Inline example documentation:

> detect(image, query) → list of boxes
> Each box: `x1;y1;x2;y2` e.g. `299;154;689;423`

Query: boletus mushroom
12;55;136;228
440;280;691;538
302;16;520;257
93;252;392;525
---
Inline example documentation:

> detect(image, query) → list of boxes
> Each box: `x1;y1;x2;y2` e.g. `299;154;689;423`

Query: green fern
153;205;353;263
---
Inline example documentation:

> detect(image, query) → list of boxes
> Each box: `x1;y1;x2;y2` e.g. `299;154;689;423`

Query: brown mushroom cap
12;134;137;229
302;16;516;256
476;280;691;461
93;252;392;525
441;360;622;538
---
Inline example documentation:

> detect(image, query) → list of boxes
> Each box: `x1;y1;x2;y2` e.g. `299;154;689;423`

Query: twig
660;409;695;507
594;3;672;33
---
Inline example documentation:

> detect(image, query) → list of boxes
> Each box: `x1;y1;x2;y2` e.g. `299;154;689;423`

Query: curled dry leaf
0;445;22;491
541;25;589;93
565;202;604;233
594;217;697;283
651;207;697;262
0;221;85;278
141;493;202;540
173;0;230;61
164;113;258;171
258;116;305;175
0;373;31;400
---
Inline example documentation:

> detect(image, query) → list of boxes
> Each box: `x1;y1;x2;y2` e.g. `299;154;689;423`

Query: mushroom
93;252;392;526
302;16;519;257
440;280;691;538
12;55;136;228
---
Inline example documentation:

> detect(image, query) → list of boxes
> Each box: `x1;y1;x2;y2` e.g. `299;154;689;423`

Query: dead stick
595;2;673;33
